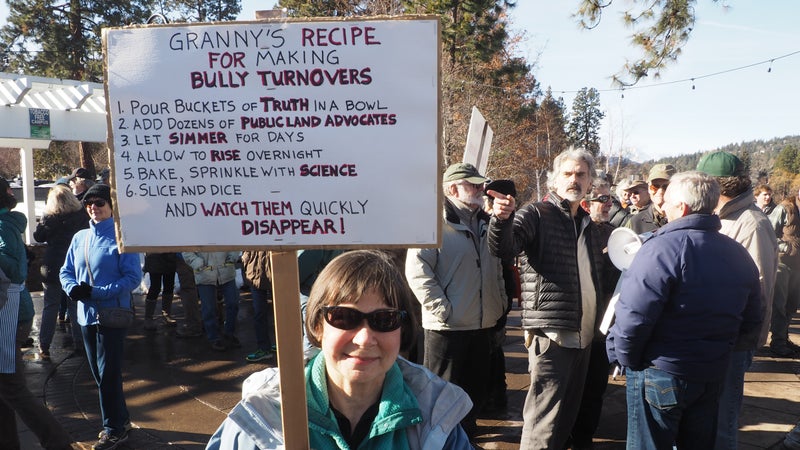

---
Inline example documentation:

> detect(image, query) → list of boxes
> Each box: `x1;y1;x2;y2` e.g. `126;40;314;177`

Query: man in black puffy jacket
487;148;610;450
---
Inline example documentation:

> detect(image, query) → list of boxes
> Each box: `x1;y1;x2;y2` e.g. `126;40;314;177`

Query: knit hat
82;183;112;207
443;162;487;184
696;151;744;177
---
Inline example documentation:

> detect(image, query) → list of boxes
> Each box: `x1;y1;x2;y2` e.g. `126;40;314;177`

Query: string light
547;49;800;95
447;49;799;98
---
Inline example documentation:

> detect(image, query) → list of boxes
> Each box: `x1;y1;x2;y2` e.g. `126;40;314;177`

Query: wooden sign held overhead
462;106;493;175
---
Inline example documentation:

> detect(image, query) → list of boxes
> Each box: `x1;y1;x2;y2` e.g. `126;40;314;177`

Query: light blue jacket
59;217;142;326
206;355;474;450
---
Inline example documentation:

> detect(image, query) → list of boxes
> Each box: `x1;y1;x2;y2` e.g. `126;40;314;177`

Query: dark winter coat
488;193;608;332
143;253;178;274
624;202;666;234
33;208;88;283
779;196;800;267
607;198;630;228
607;214;762;382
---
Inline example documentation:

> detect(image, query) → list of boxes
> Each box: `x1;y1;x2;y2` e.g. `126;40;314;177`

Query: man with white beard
406;162;508;439
487;148;612;450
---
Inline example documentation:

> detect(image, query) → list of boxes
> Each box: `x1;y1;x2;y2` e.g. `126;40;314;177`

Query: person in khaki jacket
241;251;276;363
406;162;507;439
182;251;241;351
697;151;777;450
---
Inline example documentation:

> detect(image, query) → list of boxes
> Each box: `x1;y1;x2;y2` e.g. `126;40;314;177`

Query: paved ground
16;290;800;449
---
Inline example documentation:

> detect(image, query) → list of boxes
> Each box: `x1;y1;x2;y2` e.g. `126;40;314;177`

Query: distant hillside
613;135;800;187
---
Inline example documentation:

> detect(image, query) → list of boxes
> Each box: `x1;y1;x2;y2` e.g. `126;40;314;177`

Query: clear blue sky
510;1;800;161
2;1;797;162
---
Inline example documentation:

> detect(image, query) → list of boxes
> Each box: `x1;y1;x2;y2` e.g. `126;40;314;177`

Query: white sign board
103;18;441;251
462;106;492;175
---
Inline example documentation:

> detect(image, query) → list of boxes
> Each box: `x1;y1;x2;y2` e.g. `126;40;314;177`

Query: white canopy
0;72;107;243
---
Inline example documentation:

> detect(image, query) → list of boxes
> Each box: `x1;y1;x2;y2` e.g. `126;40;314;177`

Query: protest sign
103;17;441;251
462;106;493;175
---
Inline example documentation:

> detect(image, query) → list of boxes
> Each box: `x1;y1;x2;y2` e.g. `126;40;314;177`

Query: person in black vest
487;148;612;450
569;175;622;449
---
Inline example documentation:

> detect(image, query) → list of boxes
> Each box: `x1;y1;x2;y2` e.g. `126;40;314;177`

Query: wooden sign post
269;251;307;447
103;16;441;450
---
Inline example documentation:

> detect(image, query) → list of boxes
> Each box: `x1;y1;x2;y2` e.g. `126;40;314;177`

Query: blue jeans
250;287;275;351
715;350;754;450
626;367;720;450
40;281;82;351
783;420;800;448
82;324;129;435
197;281;240;342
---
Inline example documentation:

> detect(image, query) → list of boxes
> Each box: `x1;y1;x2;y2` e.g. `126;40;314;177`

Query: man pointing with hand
487;147;612;450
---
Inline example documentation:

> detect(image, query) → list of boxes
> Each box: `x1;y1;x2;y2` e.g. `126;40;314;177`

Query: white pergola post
18;144;41;244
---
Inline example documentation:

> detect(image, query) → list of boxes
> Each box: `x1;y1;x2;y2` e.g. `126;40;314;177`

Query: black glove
69;282;93;301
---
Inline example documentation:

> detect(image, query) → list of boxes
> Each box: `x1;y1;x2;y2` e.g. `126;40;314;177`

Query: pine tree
574;0;702;86
567;87;604;157
157;0;242;22
405;0;515;71
776;144;800;174
277;0;404;16
0;0;155;81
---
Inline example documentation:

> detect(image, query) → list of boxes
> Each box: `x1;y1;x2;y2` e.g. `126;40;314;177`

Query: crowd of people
1;150;800;449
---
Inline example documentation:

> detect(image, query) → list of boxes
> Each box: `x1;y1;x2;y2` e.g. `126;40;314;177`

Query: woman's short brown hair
754;184;773;195
305;250;419;351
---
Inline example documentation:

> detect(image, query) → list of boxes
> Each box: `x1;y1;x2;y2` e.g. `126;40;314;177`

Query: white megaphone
599;228;652;335
607;227;649;271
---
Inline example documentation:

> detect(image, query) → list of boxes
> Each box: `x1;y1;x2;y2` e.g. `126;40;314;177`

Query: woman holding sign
206;250;474;450
60;184;141;450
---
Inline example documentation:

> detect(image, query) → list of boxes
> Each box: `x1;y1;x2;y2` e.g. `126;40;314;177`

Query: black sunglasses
587;195;610;203
322;306;407;332
83;199;107;207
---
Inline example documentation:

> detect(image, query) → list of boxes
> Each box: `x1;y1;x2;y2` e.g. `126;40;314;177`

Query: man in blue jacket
607;171;762;450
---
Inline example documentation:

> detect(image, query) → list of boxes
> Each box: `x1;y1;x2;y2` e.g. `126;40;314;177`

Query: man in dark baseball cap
697;150;779;448
67;167;94;201
68;167;90;180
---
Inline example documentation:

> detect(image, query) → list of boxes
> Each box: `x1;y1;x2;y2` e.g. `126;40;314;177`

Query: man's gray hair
547;147;596;191
593;171;611;191
667;171;720;215
442;180;464;197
